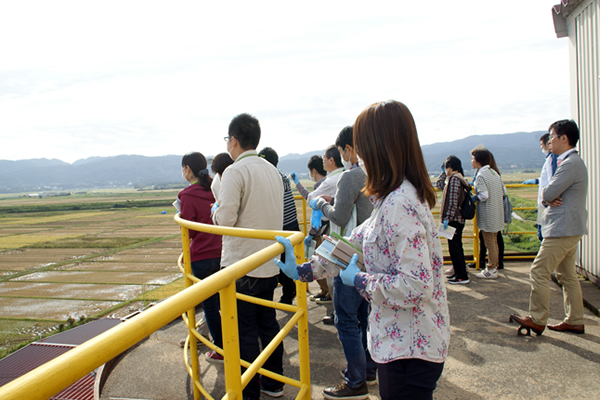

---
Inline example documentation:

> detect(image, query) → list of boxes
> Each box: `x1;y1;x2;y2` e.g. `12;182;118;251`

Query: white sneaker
475;269;498;279
444;266;455;275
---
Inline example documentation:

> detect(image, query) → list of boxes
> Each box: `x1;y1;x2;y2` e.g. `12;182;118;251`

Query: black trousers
478;230;504;268
448;221;467;279
378;358;444;400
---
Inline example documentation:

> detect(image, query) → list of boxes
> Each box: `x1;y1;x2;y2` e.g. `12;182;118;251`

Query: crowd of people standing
176;102;588;400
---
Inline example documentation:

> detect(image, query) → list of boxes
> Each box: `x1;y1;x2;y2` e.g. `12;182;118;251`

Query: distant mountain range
0;131;546;193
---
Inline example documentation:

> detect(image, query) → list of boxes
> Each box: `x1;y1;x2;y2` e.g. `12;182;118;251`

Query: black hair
228;113;261;150
211;152;234;177
444;155;464;176
258;147;278;167
470;146;491;167
307;155;326;176
182;152;212;190
539;132;550;145
334;126;353;150
324;145;343;168
548;119;579;147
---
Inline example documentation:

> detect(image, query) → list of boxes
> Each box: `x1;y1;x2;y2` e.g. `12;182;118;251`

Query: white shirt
212;150;283;278
307;168;344;201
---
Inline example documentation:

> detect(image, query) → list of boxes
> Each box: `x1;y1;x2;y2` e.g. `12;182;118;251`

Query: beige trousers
481;231;499;270
529;235;584;326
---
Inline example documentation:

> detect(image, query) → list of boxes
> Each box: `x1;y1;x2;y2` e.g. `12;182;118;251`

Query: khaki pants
481;231;499;270
529;235;584;326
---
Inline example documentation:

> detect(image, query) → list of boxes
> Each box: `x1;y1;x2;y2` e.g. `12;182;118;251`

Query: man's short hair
335;126;353;150
307;155;326;175
539;133;550;145
258;147;278;167
549;119;579;147
325;145;343;168
228;113;261;150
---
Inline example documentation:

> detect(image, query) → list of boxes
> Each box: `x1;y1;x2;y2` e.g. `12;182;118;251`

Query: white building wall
565;0;600;280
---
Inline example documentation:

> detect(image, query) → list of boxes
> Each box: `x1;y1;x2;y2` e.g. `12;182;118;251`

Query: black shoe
322;312;335;325
467;263;477;269
323;382;368;400
447;276;470;285
260;387;284;398
498;265;504;270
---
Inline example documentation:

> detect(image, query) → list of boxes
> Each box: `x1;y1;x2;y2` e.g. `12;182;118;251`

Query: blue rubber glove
339;254;360;286
522;179;538;185
443;219;449;230
471;195;478;204
273;236;299;280
309;198;320;210
304;234;313;247
311;209;322;230
290;172;299;185
211;202;219;214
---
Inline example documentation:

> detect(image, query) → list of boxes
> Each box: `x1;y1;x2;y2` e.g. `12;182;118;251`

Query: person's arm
179;193;198;240
317;172;357;226
474;174;489;202
212;168;241;227
295;182;309;200
353;198;435;307
435;171;447;191
542;159;576;203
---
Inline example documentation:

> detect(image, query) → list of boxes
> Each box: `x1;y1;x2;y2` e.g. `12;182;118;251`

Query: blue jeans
333;275;377;388
191;258;222;348
377;358;444;400
236;275;284;400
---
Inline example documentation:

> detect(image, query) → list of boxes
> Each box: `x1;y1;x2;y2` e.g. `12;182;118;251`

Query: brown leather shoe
509;314;545;335
547;322;585;334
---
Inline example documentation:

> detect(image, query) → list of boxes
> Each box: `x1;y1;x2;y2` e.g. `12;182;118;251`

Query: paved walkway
100;262;600;400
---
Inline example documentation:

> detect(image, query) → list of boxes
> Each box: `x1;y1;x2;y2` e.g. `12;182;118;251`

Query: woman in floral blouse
276;100;450;400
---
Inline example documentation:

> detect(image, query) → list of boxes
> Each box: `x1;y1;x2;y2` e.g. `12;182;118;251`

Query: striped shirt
474;166;504;233
280;171;299;228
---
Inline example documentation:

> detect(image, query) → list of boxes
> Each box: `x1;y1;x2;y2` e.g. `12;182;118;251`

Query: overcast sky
0;1;569;164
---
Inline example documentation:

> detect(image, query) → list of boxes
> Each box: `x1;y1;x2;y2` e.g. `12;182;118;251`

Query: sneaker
309;292;327;301
322;312;335;325
315;294;333;304
475;269;498;279
204;350;224;364
323;382;368;400
260;387;284;398
444;266;455;275
448;276;470;285
339;371;377;386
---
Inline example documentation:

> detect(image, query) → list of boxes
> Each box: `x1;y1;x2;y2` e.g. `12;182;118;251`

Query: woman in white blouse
276;100;450;400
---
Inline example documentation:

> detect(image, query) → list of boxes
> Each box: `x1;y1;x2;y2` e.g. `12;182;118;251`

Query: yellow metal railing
175;213;311;400
0;222;307;400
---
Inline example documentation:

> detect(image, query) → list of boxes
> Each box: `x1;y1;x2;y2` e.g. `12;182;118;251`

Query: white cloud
0;0;569;163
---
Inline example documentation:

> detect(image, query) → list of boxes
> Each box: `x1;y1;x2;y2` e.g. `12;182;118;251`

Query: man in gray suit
511;119;588;335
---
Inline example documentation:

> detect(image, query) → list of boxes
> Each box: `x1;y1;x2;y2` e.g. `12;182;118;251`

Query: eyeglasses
224;136;233;142
549;134;561;140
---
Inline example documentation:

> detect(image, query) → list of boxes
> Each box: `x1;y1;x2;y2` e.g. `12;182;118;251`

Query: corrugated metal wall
571;0;600;279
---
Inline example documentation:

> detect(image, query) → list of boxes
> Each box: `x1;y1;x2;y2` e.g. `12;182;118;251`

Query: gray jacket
316;166;373;228
541;150;588;238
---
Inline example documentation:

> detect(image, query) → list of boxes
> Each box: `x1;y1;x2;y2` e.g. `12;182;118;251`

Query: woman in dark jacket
436;155;471;284
179;152;224;363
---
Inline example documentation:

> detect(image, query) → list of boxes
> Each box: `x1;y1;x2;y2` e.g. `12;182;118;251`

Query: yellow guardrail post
180;226;201;400
473;214;480;270
221;280;243;399
294;240;311;399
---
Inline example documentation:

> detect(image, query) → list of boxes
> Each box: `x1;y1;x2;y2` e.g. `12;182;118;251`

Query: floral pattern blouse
297;180;450;364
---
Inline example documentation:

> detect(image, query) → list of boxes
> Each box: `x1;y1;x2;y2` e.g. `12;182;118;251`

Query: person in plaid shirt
436;155;472;284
